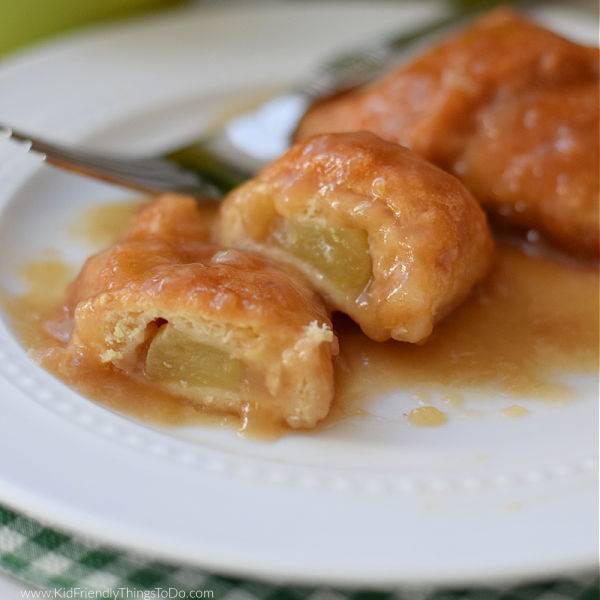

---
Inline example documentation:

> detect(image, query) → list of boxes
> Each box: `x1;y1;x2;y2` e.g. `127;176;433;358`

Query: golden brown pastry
219;132;494;343
455;81;599;255
60;195;338;429
295;10;600;255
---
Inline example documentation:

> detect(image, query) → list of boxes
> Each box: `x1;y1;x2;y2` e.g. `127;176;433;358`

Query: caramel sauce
408;406;448;427
2;202;598;438
501;405;530;418
330;242;598;419
68;200;145;247
1;251;75;349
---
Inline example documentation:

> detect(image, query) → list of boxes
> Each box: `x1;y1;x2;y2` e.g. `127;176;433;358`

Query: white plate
0;1;597;589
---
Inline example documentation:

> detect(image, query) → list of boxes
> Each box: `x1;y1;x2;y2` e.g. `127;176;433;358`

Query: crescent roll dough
62;195;338;429
219;132;494;343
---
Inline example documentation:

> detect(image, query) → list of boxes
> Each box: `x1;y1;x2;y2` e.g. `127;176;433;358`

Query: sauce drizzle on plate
2;202;597;437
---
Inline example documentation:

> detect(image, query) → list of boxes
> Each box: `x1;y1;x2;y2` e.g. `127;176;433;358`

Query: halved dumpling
219;132;494;343
62;196;338;429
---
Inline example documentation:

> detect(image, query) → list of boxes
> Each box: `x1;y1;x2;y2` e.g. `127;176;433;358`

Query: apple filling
145;324;245;390
270;218;372;296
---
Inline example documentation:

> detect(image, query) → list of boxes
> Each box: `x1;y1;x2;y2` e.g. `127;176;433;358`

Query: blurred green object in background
0;0;184;57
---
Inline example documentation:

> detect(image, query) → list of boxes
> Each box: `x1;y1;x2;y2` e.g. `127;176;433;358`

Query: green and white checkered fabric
0;504;598;600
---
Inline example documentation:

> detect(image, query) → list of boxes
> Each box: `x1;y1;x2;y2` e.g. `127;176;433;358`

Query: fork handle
1;124;223;198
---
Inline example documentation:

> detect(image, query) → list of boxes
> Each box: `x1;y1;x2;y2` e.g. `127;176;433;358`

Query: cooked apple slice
146;324;245;390
270;218;371;296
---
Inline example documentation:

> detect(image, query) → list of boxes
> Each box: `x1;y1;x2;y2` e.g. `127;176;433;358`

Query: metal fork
0;0;506;201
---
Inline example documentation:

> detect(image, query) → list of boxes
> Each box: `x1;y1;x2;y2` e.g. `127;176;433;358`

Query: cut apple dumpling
219;132;495;343
58;195;338;429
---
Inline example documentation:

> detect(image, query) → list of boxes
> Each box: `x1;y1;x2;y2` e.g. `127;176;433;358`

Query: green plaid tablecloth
0;504;598;600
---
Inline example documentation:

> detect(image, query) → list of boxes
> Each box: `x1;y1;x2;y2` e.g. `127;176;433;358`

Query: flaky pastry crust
219;132;494;343
61;195;338;429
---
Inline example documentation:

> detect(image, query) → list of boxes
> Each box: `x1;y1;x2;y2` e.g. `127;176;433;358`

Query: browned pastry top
295;10;599;255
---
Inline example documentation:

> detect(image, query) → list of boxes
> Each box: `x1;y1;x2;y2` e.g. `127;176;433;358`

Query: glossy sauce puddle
2;200;598;439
